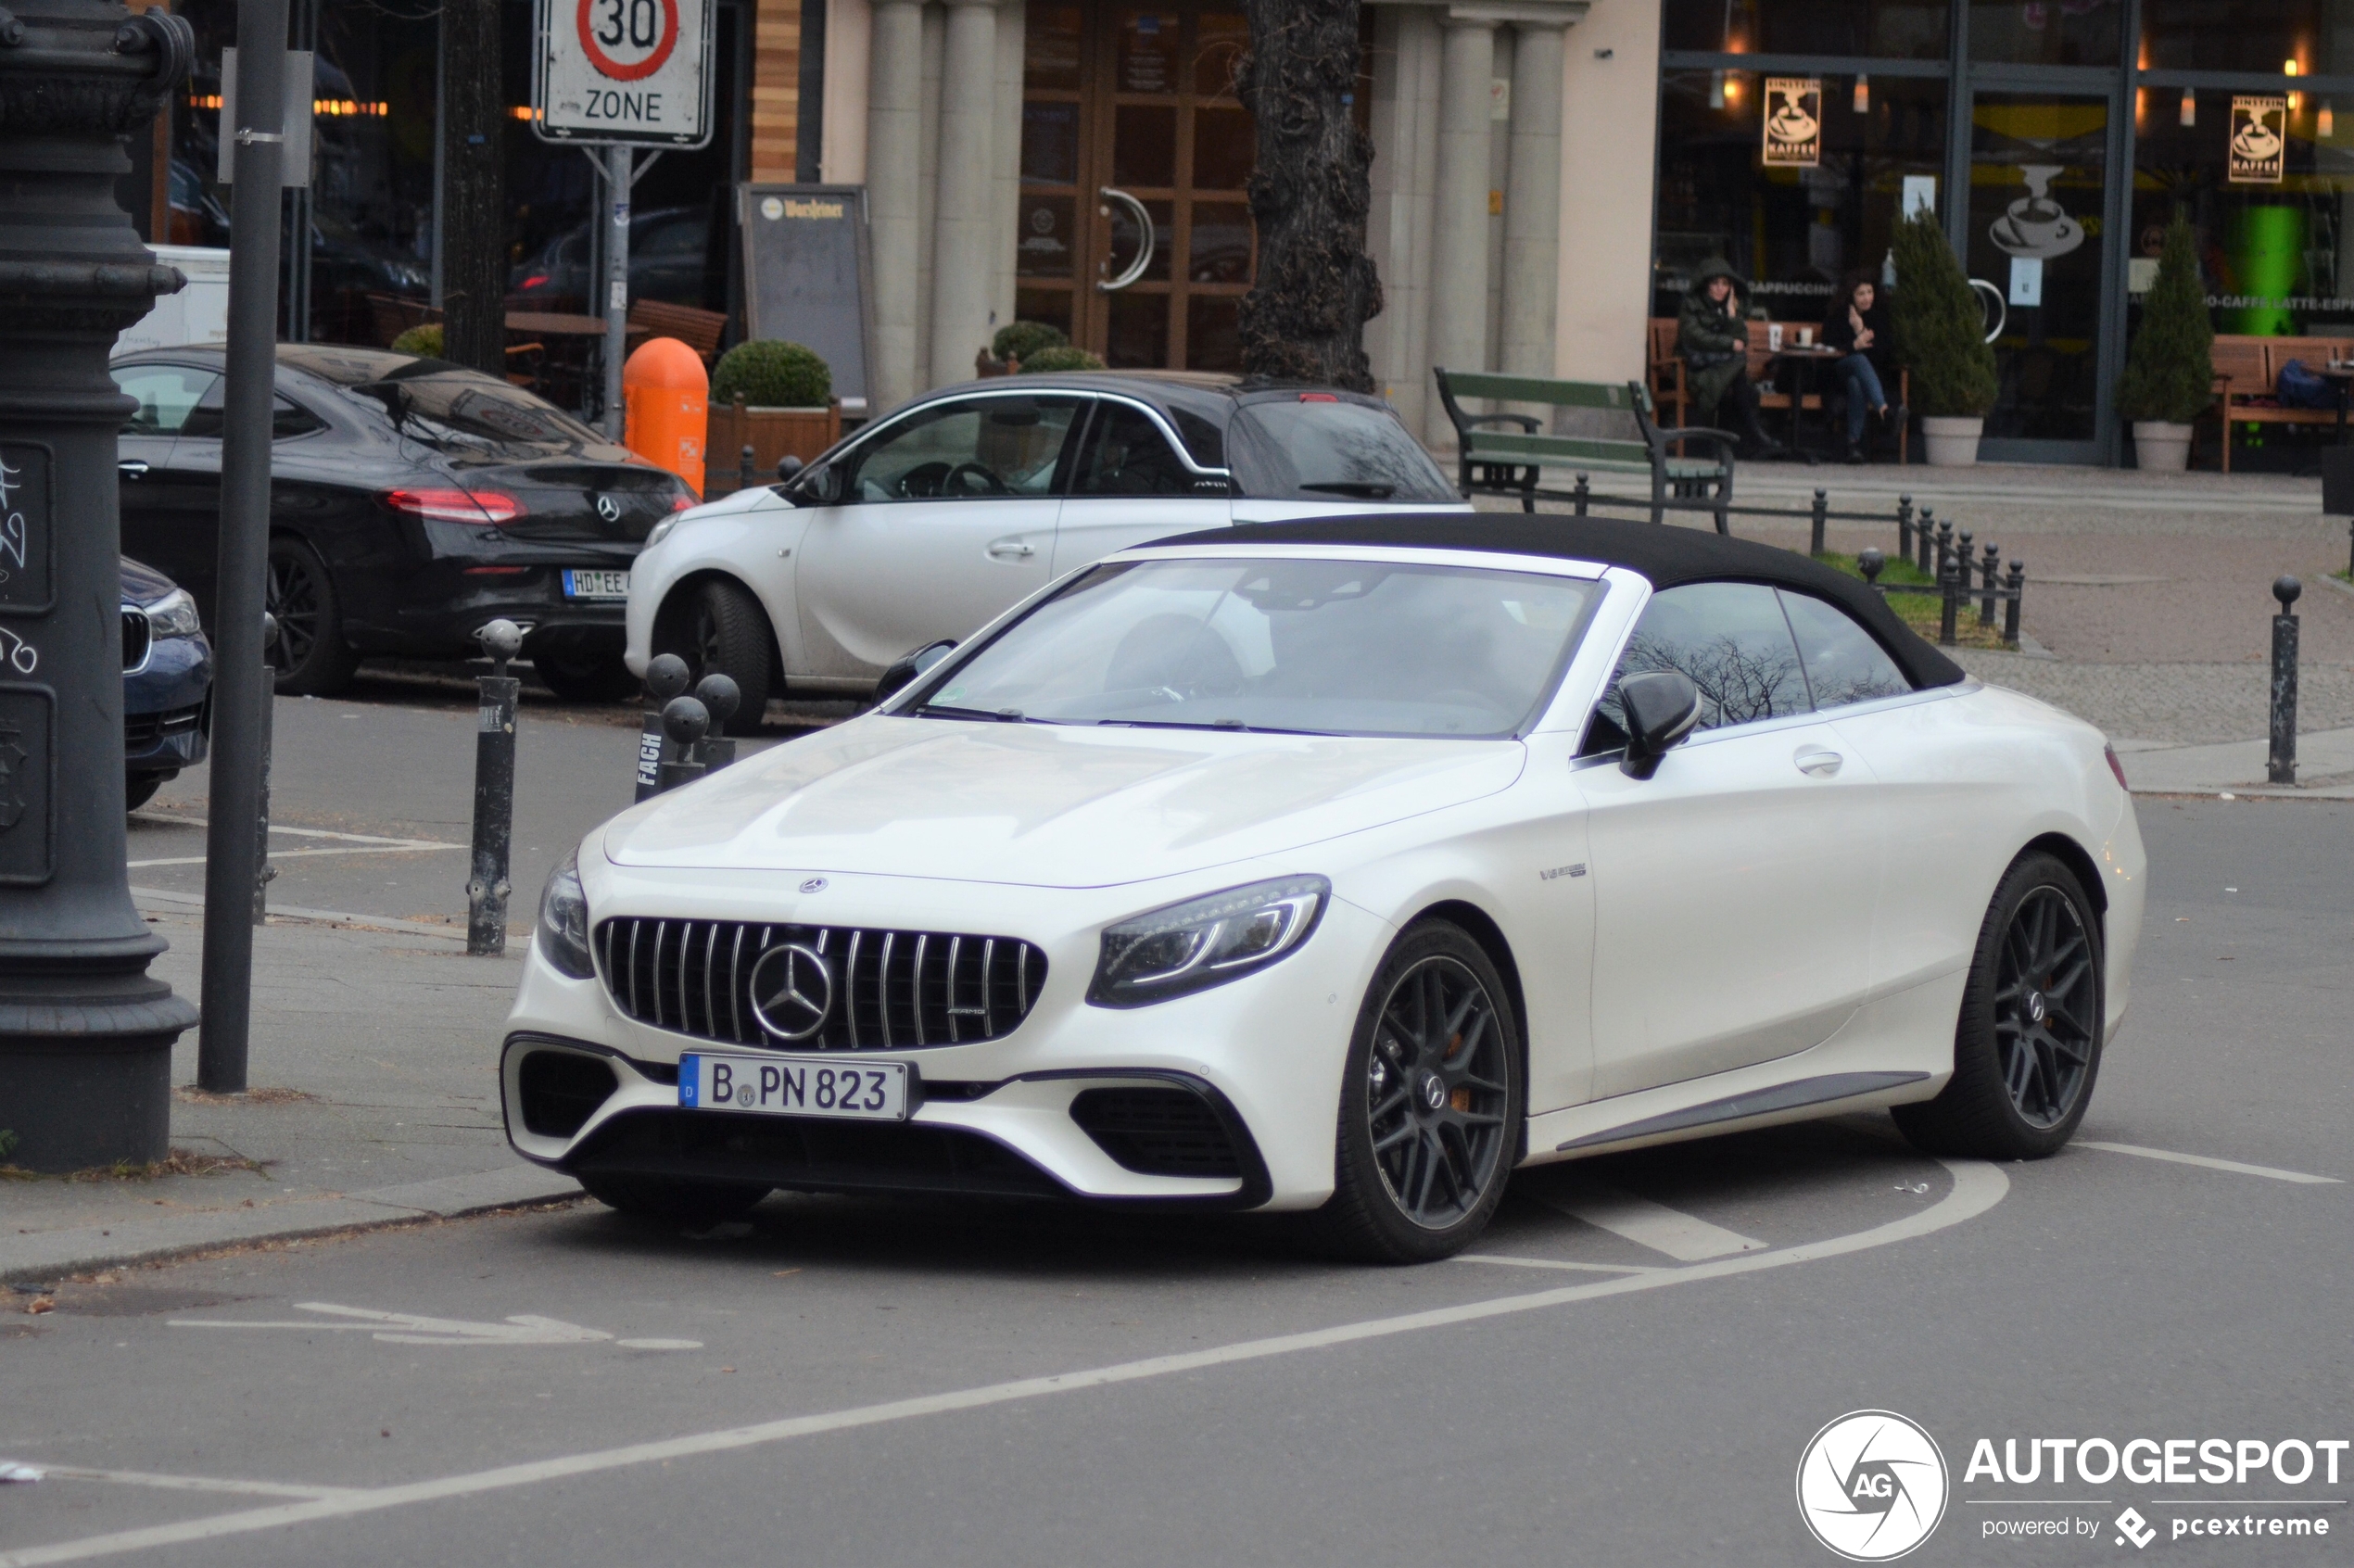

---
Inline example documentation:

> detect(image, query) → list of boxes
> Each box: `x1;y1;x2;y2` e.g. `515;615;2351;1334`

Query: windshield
1226;399;1459;502
361;371;605;458
917;557;1597;738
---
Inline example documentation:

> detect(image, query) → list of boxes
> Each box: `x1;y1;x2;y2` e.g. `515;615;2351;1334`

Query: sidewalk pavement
0;904;577;1285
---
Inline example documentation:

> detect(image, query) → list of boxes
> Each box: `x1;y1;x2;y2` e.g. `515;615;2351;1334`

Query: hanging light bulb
2323;101;2337;139
1710;70;1726;110
2180;87;2196;127
1853;74;1869;115
1723;71;1742;107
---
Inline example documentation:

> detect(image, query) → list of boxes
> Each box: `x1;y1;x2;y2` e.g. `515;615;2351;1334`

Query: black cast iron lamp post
0;0;200;1169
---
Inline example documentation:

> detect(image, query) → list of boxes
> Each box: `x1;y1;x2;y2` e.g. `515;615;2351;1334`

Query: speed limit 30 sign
533;0;714;146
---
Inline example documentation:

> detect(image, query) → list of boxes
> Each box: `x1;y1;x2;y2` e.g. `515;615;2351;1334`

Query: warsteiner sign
534;0;715;147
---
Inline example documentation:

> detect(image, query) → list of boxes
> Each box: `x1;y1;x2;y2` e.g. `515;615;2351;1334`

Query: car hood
119;556;177;608
602;716;1526;888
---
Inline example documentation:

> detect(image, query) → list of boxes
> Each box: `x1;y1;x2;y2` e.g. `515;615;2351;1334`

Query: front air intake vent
1069;1087;1243;1178
594;917;1046;1051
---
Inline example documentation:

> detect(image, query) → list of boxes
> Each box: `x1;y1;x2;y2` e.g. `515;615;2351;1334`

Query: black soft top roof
1158;511;1967;690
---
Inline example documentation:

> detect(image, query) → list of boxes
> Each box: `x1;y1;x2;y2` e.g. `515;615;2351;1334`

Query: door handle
987;539;1036;559
118;459;149;479
1794;745;1843;777
1096;186;1155;292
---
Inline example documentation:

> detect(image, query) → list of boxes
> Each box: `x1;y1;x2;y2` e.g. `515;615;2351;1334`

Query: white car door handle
1793;746;1843;777
119;459;149;479
987;539;1035;559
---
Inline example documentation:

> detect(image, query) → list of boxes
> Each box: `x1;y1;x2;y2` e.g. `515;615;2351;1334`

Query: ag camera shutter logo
1796;1410;1949;1561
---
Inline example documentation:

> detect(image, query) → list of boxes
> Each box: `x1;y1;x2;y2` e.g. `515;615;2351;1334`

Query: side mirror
874;639;957;706
796;463;842;504
1617;670;1702;779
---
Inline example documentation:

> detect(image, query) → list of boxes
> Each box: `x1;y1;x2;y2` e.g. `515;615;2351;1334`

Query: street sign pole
605;144;632;439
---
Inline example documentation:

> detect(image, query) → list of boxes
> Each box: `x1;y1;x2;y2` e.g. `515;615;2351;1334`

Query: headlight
644;515;679;550
1088;875;1329;1007
536;851;594;979
143;588;203;639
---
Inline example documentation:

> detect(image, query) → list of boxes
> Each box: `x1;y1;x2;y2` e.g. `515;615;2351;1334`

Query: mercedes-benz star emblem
747;942;833;1041
800;877;828;894
595;494;621;523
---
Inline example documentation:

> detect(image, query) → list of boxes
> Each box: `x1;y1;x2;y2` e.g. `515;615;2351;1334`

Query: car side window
1583;580;1811;752
1778;590;1912;709
113;365;219;436
179;381;324;441
843;396;1082;501
1071;403;1196;497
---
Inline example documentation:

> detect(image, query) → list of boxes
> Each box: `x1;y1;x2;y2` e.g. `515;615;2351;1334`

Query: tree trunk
1234;0;1380;390
440;0;504;376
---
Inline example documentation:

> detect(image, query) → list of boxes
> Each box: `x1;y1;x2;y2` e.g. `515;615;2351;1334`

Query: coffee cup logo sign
2230;95;2287;183
1764;78;1823;168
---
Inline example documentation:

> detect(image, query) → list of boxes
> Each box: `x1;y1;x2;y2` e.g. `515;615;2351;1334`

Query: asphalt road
9;729;2351;1562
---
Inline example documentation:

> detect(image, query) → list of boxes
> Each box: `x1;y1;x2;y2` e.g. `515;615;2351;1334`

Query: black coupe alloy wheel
1368;955;1512;1227
264;537;359;695
1994;886;2097;1129
266;549;322;671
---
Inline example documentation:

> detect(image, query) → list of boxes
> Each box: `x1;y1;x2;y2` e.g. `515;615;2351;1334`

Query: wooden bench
626;299;729;368
1433;368;1738;534
2212;335;2350;473
1646;317;1688;428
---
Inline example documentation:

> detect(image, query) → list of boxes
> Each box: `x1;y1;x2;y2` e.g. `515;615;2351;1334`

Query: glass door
1018;5;1255;370
1965;91;2112;446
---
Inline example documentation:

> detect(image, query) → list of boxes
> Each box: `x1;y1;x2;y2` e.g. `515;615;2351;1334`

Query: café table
2317;361;2354;447
1767;342;1846;458
504;311;644;420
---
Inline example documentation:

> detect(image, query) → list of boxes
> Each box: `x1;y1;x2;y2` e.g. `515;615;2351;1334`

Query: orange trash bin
622;336;708;498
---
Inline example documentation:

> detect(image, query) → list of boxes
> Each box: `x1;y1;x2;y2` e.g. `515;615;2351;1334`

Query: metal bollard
657;696;710;791
467;619;524;956
1935;519;1955;580
2269;575;2301;786
1916;507;1936;574
1980;541;2000;626
253;614;279;924
1857;547;1885;593
1809;487;1829;557
694;673;740;770
1938;550;1959;647
1955;528;1972;588
1896;494;1914;559
634;652;691;801
739;443;756;494
1573;472;1590;516
2004;561;2024;645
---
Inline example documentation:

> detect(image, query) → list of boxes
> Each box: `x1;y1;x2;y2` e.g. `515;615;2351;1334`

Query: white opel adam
506;514;2145;1263
621;374;1468;725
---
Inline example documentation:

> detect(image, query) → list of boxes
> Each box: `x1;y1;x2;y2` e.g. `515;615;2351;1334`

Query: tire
531;642;637;702
1307;922;1525;1264
266;536;360;696
576;1170;770;1226
124;774;164;812
1893;851;2105;1161
661;579;773;736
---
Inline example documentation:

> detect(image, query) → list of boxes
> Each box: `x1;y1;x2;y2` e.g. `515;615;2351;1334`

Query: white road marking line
1530;1182;1768;1260
166;1302;679;1347
2076;1141;2342;1185
131;815;456;847
40;1469;360;1502
1450;1254;1662;1275
127;844;462;868
0;1159;2006;1568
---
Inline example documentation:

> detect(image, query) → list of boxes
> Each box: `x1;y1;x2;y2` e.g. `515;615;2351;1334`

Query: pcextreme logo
1797;1410;1952;1561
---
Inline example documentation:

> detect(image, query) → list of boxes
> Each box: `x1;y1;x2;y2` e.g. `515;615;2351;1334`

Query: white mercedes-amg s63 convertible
501;513;2144;1262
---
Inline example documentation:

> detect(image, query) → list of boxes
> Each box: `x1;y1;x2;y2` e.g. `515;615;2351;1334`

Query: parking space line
127;844;464;868
1451;1254;1663;1275
1530;1182;1768;1260
0;1158;2006;1568
40;1469;361;1503
2076;1141;2341;1185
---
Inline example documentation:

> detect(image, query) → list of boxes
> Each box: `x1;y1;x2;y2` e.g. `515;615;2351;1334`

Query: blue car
122;556;212;812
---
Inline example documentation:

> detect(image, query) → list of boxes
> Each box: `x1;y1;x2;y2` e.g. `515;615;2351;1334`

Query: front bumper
497;869;1394;1210
124;632;211;776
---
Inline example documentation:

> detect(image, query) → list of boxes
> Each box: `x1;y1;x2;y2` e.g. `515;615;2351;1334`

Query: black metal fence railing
1547;478;2027;649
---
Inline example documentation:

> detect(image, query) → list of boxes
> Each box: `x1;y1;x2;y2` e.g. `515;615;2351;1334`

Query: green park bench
1432;368;1738;535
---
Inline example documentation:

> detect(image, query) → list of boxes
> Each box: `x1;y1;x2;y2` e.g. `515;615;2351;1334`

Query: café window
2139;1;2354;78
1653;70;1949;320
1970;0;2125;67
2131;88;2354;338
1662;0;1949;59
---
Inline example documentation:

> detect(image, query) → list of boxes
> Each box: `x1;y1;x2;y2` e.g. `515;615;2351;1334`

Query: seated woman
1677;259;1784;459
1821;272;1906;463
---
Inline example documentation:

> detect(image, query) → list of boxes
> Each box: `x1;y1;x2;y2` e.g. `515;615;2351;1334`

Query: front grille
1069;1087;1244;1179
569;1107;1068;1200
124;701;205;751
594;917;1046;1050
122;609;151;672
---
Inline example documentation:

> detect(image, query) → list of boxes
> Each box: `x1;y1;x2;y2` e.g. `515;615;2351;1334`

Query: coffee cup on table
1769;323;1784;351
1798;326;1813;347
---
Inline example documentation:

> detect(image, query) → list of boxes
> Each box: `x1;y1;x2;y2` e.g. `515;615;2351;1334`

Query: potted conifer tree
2117;217;2214;472
1892;210;1999;466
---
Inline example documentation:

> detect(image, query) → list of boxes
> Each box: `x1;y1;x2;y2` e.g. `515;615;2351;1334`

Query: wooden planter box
705;398;842;496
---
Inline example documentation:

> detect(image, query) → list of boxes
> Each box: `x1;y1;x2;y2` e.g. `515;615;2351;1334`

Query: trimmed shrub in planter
391;322;444;358
710;339;831;410
1892;210;1996;464
1017;344;1107;373
992;320;1069;365
2118;216;2214;471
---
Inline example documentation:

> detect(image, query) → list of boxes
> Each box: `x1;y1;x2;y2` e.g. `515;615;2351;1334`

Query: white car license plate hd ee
562;568;631;601
679;1053;909;1122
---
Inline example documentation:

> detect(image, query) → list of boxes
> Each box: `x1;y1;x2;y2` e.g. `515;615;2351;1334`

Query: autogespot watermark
1797;1415;2348;1557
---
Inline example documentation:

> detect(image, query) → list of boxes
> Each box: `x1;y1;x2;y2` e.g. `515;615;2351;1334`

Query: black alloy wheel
1312;922;1524;1263
665;578;772;735
1895;851;2105;1160
265;536;360;695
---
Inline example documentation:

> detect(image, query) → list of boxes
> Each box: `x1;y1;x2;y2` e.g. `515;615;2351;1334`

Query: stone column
1500;16;1568;379
1425;11;1498;444
866;0;925;410
930;0;1002;388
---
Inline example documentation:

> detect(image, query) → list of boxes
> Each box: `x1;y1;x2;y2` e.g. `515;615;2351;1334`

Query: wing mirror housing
875;639;957;706
795;462;843;504
1617;670;1702;779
